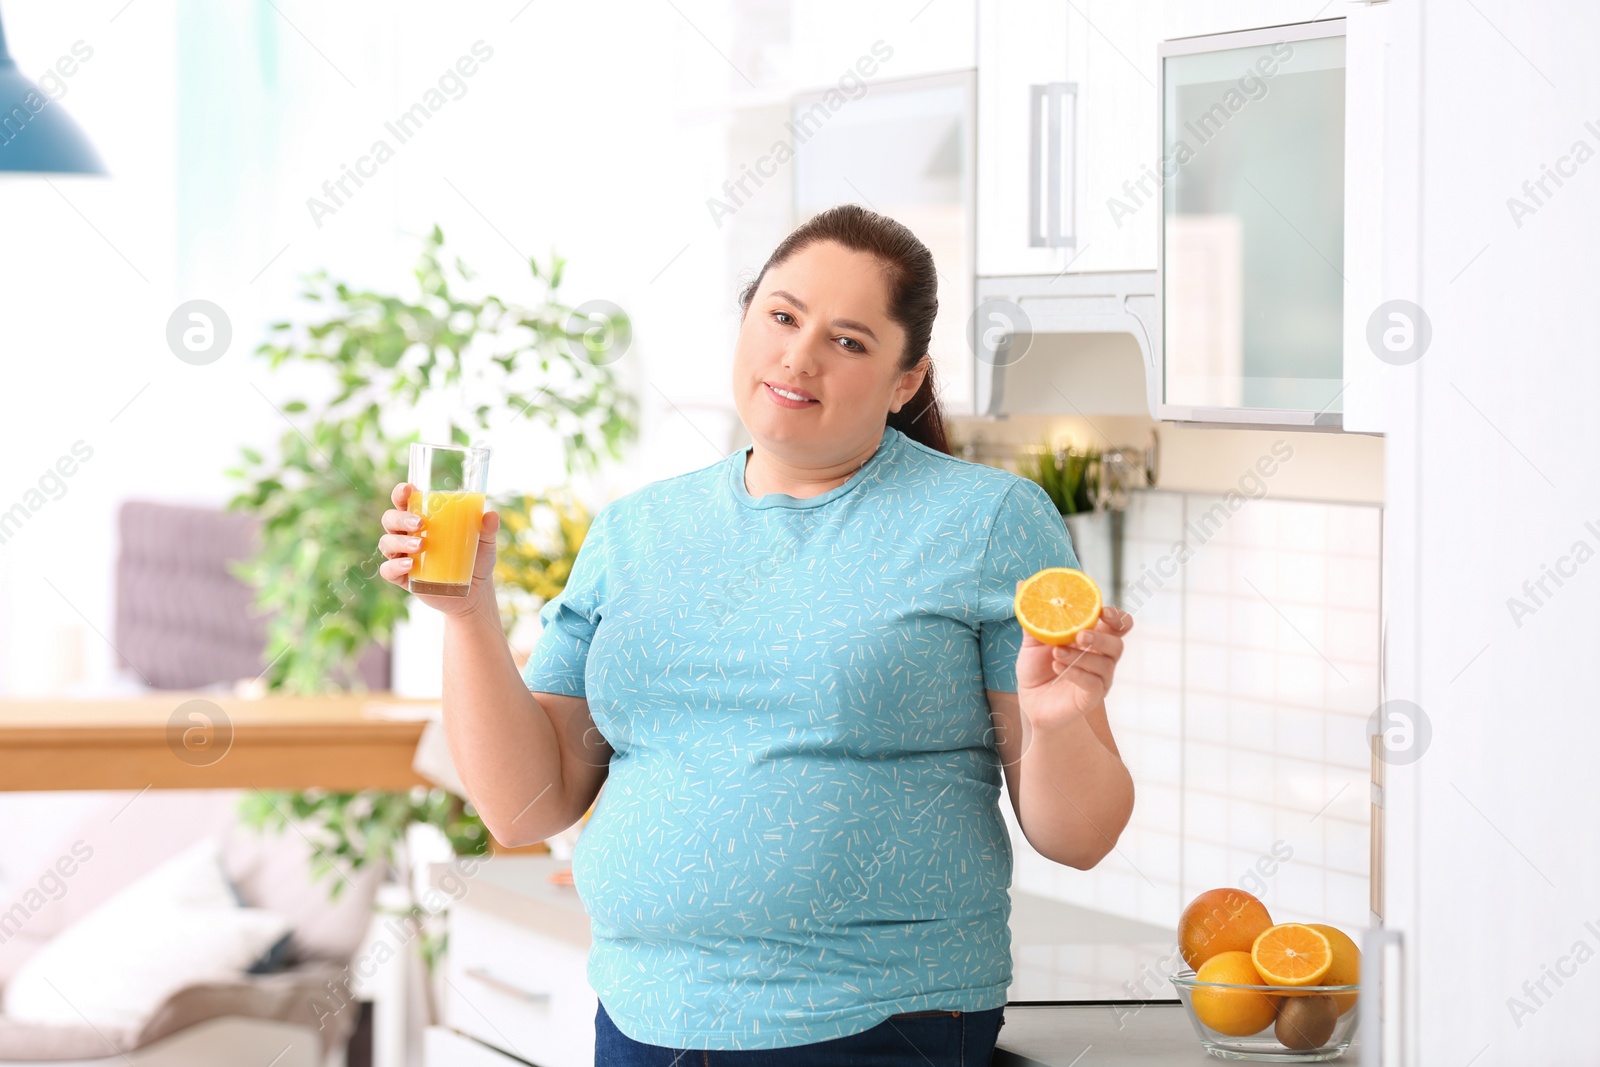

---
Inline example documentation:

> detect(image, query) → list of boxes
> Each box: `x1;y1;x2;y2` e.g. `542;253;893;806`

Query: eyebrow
768;289;880;345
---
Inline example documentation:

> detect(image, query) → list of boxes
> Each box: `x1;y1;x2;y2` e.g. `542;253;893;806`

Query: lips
765;381;818;403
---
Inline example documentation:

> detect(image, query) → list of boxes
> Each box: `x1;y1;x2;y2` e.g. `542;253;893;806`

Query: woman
376;204;1135;1066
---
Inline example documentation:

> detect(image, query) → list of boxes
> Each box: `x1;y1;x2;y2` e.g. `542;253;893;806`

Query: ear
894;355;930;410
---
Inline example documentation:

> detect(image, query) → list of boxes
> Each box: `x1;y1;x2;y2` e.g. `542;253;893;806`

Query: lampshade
0;6;107;174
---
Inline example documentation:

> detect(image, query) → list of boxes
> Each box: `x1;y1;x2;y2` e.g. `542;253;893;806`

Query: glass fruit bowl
1170;970;1359;1061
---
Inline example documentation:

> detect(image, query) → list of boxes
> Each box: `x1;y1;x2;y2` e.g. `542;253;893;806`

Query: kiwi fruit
1275;994;1337;1050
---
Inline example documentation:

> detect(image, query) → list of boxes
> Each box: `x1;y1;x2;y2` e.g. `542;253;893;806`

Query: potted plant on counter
1017;440;1120;607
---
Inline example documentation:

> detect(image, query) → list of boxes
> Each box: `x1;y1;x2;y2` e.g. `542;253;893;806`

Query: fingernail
404;514;421;529
404;537;422;551
398;557;413;568
1076;632;1091;648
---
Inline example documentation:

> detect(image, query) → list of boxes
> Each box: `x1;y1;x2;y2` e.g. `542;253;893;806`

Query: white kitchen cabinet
425;1026;538;1067
976;0;1072;277
977;0;1342;281
1352;4;1600;1059
1071;0;1162;273
426;862;595;1067
1338;1;1390;435
788;0;975;90
1161;0;1341;41
978;0;1161;277
438;902;595;1067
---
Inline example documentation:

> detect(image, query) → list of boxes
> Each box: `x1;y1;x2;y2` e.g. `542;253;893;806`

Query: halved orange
1251;923;1333;986
1015;567;1102;646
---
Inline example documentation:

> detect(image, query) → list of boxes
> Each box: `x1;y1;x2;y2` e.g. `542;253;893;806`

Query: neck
744;430;885;499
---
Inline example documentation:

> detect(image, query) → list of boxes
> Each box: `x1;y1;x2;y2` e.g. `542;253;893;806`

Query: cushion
2;838;292;1032
246;930;294;975
219;818;385;967
219;867;293;974
0;790;239;990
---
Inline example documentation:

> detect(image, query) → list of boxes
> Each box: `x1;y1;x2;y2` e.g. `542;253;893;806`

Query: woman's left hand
1014;591;1134;728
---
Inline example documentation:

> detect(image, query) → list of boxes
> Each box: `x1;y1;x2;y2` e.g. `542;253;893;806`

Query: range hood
972;271;1159;420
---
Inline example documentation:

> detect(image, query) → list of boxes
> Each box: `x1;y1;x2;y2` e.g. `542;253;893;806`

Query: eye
771;310;795;326
837;336;866;353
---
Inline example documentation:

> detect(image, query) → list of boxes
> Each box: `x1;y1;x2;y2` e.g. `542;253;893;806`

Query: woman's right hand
379;481;501;619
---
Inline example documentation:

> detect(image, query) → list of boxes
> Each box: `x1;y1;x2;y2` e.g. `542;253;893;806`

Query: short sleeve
976;479;1080;693
520;505;611;698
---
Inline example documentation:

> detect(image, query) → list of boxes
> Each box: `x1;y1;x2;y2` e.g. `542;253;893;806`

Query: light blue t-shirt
520;424;1079;1050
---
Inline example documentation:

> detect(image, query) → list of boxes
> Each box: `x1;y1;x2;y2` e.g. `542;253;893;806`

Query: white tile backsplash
1325;607;1379;662
1228;598;1278;651
1229;701;1275;752
1277;758;1330;815
1276;705;1326;761
1231;648;1277;701
1012;489;1380;935
1326;554;1381;607
1323;816;1369;877
1228;747;1275;799
1277;809;1326;867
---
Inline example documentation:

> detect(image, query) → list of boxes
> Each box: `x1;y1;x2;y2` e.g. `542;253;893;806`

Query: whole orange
1191;950;1277;1036
1179;888;1274;970
1307;924;1361;1015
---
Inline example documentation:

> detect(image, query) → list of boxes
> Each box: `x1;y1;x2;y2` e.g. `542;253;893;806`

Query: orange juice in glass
406;442;491;597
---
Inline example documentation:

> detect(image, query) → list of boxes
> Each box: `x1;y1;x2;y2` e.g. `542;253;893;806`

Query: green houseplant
226;227;631;999
493;489;593;647
1018;440;1102;515
225;224;635;694
1015;439;1127;609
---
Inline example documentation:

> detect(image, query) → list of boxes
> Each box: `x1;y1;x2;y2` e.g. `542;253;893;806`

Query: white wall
0;0;773;696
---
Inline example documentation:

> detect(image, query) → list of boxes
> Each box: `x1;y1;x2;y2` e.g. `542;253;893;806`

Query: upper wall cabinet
1068;1;1163;274
976;0;1073;277
977;0;1162;277
1163;1;1344;41
977;0;1342;281
1156;19;1349;427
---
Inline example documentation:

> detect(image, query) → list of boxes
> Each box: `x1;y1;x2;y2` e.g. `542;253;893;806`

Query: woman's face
732;240;926;465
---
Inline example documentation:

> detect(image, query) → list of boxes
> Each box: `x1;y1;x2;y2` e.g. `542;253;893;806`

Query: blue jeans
594;1000;1006;1066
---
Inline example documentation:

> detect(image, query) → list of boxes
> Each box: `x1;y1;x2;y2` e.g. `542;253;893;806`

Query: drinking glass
406;442;491;597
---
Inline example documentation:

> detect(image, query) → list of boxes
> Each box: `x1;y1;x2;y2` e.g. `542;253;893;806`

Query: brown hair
737;203;950;456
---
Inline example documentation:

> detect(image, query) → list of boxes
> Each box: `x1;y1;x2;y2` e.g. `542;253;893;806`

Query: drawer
425;1025;535;1067
444;902;596;1067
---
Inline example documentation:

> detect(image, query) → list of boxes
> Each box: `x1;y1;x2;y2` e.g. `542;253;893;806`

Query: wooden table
0;692;438;791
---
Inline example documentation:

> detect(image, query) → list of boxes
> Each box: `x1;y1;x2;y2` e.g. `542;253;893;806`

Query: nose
781;333;822;378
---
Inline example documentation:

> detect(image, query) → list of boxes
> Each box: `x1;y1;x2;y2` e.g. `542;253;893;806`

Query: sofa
0;788;385;1065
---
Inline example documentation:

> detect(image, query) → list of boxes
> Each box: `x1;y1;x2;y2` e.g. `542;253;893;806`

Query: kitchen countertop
993;1004;1211;1066
431;855;1178;1002
428;856;1214;1062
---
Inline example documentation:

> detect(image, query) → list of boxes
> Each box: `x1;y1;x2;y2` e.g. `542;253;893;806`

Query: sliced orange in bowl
1251;923;1333;986
1015;567;1103;646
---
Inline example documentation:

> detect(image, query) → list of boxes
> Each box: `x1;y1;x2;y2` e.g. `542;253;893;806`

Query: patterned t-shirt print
521;424;1078;1049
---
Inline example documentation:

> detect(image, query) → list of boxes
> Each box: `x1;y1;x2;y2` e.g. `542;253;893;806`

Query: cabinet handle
465;966;552;1006
1358;928;1404;1066
1028;82;1077;249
